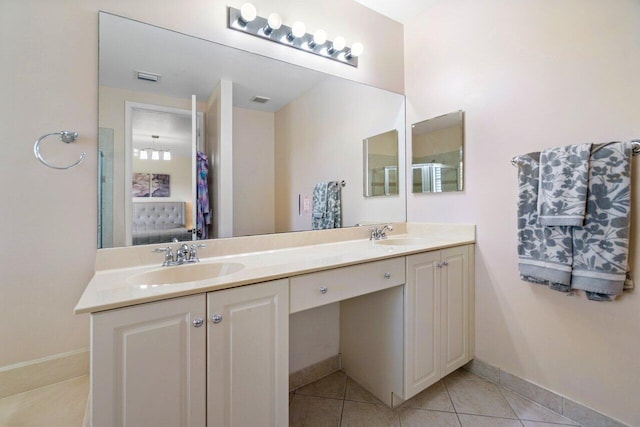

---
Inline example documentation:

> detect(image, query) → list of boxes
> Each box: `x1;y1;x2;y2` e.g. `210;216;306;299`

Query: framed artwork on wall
151;173;170;197
132;173;150;197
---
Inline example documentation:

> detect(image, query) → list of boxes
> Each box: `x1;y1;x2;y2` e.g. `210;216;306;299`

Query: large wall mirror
411;111;464;193
98;12;406;248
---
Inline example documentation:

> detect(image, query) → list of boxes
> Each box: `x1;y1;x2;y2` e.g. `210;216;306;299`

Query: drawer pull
384;272;391;279
319;287;328;294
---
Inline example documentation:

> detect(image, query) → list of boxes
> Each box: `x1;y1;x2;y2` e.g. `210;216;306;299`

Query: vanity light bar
227;6;361;68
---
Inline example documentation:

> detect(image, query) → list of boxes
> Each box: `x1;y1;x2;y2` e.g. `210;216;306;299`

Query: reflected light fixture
138;134;171;161
227;4;362;67
151;135;160;160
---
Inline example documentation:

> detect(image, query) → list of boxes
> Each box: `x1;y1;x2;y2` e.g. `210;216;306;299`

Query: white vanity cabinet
91;294;207;427
90;279;288;427
86;240;475;425
207;279;289;427
404;244;474;400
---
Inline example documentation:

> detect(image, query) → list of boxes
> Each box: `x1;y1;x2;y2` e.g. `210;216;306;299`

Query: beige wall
233;107;276;236
413;125;462;159
274;78;406;232
404;1;640;425
0;0;403;368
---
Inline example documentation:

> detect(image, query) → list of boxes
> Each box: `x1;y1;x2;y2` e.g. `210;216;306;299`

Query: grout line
498;383;523;422
441;379;463;426
456;411;521;421
338;374;347;426
293;393;345;401
441;379;457;412
498;385;581;426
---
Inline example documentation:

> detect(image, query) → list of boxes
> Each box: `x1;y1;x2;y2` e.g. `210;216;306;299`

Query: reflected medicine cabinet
411;111;464;193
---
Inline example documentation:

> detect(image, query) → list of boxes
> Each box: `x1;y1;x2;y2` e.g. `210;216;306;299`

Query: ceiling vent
137;71;161;82
251;95;271;104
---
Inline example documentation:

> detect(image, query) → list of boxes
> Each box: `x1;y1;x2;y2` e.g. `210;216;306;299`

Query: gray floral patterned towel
312;181;342;230
538;143;592;226
516;153;572;291
571;142;633;299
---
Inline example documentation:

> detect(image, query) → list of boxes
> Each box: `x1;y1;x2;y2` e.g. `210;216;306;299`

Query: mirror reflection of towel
312;181;341;230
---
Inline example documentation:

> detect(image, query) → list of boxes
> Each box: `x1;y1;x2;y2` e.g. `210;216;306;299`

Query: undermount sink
375;237;430;246
128;262;245;286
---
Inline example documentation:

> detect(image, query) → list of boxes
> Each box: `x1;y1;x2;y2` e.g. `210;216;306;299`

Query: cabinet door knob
436;262;442;268
211;314;223;324
192;317;204;328
319;286;328;294
384;272;391;279
442;261;449;267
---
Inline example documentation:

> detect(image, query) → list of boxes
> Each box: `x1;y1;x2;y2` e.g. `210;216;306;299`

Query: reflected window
363;130;399;197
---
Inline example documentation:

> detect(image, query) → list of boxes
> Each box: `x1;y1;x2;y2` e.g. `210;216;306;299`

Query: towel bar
511;140;640;167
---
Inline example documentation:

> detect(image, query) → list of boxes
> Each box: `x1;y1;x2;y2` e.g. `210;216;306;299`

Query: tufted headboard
132;202;192;245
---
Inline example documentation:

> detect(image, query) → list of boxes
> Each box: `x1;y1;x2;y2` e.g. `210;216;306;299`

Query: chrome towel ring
33;130;86;170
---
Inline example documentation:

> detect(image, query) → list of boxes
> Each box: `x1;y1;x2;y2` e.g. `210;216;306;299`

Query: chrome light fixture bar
228;6;361;68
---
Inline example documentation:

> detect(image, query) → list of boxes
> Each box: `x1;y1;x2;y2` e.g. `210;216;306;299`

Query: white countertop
75;226;475;314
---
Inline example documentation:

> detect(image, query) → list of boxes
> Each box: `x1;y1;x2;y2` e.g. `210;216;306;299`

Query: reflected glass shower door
98;127;114;248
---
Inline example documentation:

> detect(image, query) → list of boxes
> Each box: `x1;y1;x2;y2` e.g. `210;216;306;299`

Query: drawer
290;257;405;313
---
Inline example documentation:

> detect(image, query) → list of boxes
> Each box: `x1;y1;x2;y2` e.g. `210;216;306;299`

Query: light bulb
349;42;364;58
267;13;282;30
291;21;306;38
332;36;346;52
139;150;148;160
313;29;327;45
239;3;257;25
151;150;159;160
163;151;171;161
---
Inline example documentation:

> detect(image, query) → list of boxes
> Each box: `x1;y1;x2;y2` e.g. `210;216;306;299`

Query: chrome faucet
370;224;393;240
153;239;206;267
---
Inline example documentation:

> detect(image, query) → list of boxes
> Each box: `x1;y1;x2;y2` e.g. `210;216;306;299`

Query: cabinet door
207;279;289;427
404;252;441;399
91;294;206;427
440;245;471;376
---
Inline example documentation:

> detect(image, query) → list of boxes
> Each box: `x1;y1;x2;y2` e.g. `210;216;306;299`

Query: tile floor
0;369;582;427
0;375;88;427
290;368;582;427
